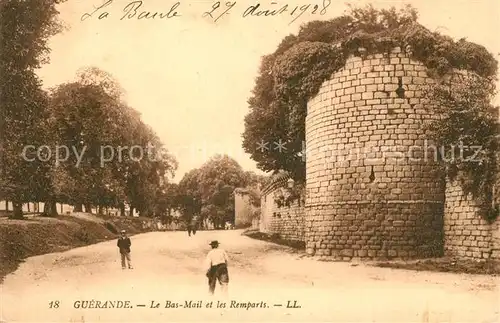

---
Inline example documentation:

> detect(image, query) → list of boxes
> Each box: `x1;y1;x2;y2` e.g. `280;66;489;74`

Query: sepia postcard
0;0;499;322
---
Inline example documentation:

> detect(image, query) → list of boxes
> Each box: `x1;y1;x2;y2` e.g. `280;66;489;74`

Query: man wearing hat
117;230;133;269
204;240;229;295
187;215;198;237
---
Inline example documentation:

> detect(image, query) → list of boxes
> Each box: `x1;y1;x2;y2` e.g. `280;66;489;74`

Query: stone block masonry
267;199;305;242
305;47;445;260
259;174;305;242
444;177;500;260
305;202;443;259
255;46;500;263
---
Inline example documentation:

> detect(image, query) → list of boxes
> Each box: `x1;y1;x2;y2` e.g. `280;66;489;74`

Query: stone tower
305;46;445;260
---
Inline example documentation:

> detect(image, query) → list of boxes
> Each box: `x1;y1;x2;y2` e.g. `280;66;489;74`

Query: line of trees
0;0;267;224
175;155;266;229
131;155;266;229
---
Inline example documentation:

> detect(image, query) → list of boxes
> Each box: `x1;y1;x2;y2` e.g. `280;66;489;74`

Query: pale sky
37;0;500;182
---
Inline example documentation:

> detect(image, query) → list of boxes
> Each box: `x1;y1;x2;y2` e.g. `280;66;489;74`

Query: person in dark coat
204;240;229;295
117;230;133;269
187;216;198;236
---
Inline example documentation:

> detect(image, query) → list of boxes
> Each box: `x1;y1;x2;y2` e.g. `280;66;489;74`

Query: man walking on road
117;230;133;269
187;215;198;236
205;240;229;295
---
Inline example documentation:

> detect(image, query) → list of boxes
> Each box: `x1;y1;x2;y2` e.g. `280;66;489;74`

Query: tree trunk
10;201;23;219
27;203;30;212
84;203;92;213
98;205;104;215
43;202;49;214
50;201;58;216
5;200;9;211
43;200;58;217
130;206;134;217
120;203;125;216
73;204;83;212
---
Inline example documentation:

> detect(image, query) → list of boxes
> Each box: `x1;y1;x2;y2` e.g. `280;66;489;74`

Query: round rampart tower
305;46;445;260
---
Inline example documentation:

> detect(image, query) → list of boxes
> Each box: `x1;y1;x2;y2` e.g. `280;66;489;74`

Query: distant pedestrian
187;216;198;236
117;230;133;269
205;240;229;295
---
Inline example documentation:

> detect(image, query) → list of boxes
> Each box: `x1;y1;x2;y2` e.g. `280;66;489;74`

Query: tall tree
0;0;64;218
48;82;122;212
177;168;203;219
47;73;177;217
155;182;181;224
120;111;178;217
178;155;250;229
45;66;178;217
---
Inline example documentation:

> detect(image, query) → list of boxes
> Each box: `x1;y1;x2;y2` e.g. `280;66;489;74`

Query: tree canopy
424;74;500;221
177;155;262;229
44;68;178;217
0;0;178;218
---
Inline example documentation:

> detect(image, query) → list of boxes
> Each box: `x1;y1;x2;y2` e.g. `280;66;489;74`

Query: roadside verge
0;213;157;283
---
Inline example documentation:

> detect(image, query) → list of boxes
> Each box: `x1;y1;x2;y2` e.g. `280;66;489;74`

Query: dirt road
1;230;499;322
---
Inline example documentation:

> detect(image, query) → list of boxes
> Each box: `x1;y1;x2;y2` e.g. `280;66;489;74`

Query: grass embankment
374;258;500;275
0;213;156;283
242;229;306;250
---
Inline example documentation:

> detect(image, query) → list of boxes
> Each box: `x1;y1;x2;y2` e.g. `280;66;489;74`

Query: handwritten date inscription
81;0;331;24
203;1;331;24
